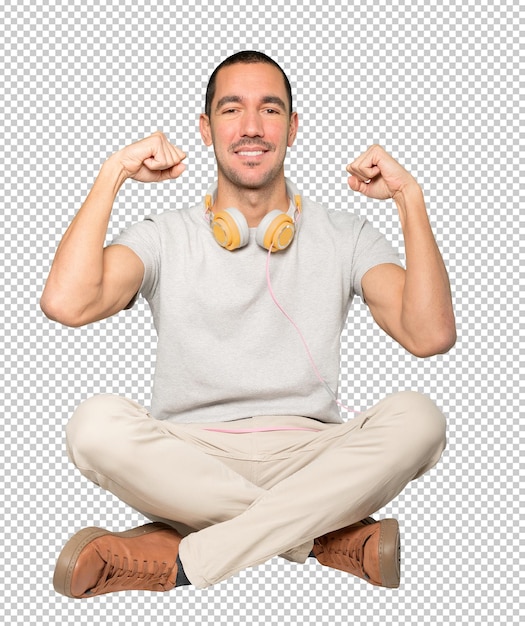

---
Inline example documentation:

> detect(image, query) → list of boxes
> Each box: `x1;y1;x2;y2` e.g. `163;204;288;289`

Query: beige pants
65;391;446;588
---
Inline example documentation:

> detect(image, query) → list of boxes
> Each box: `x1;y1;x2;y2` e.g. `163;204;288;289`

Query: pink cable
203;426;322;433
265;247;359;414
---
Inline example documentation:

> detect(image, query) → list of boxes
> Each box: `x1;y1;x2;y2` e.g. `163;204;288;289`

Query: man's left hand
346;145;419;201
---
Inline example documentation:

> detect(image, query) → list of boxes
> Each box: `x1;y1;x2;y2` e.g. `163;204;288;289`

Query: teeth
238;151;264;156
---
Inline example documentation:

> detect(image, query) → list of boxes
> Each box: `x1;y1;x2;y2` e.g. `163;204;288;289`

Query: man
41;51;455;598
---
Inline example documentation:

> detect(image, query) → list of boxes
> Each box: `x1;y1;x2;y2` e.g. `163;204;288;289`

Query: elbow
410;336;456;358
440;325;457;354
436;313;458;355
408;323;457;358
40;290;88;328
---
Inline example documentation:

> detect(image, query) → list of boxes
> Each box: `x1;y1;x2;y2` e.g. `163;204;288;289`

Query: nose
240;109;264;137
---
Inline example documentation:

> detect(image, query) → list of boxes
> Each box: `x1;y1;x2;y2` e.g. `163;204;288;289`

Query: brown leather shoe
53;522;183;598
313;518;400;588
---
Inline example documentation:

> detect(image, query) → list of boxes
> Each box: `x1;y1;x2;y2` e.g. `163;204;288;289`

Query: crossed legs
63;391;446;589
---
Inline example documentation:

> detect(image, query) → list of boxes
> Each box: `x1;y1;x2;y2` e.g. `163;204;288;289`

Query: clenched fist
111;131;187;183
346;144;419;201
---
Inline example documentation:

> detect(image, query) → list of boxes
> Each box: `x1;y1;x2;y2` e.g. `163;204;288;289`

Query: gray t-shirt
112;179;402;424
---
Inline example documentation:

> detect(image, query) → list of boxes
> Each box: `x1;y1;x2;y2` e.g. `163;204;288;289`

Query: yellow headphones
205;194;302;252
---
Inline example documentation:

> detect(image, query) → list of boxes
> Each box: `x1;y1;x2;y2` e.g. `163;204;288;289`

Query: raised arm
40;132;186;327
347;145;456;358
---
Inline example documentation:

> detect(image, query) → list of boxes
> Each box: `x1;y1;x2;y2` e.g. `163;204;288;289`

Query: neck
213;176;289;227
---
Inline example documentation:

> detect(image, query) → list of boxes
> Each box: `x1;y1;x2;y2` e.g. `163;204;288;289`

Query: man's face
200;63;298;192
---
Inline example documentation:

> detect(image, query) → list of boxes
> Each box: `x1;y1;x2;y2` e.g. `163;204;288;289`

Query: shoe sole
53;522;170;598
378;518;400;589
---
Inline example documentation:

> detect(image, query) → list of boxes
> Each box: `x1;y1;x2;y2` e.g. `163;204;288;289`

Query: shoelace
88;551;175;595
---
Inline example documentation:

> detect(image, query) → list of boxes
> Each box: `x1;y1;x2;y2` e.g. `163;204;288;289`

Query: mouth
236;150;266;157
231;141;274;160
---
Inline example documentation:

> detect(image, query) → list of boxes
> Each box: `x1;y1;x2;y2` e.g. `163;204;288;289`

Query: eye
220;107;240;115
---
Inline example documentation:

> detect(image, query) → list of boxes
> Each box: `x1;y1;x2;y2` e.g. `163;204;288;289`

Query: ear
287;112;299;147
200;113;213;146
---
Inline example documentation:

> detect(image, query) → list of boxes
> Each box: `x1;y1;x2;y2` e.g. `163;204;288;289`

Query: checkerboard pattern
1;0;522;624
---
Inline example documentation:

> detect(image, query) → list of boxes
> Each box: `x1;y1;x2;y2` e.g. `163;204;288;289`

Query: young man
41;51;455;598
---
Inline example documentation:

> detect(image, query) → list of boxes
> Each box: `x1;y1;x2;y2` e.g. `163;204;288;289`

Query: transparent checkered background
1;0;522;624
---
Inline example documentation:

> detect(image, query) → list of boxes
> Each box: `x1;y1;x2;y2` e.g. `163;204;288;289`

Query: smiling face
200;62;298;194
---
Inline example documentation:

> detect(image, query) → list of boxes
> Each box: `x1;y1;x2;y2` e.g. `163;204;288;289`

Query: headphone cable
265;247;360;415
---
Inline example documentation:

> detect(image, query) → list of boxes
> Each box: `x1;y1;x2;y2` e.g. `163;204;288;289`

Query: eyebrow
215;95;287;112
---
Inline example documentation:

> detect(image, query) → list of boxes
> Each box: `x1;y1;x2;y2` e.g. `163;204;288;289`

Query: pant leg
65;394;267;531
179;391;446;588
65;394;313;561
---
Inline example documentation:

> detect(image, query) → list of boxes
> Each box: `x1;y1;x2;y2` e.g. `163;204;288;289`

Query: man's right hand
41;131;187;327
112;131;187;183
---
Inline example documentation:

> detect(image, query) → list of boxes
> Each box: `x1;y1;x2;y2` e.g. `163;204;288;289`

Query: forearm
41;156;128;322
395;184;456;355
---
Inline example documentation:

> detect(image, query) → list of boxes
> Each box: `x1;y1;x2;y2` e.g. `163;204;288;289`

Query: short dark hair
205;51;293;118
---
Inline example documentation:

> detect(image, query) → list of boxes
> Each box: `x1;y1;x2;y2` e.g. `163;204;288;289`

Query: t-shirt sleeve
109;216;161;306
350;216;404;300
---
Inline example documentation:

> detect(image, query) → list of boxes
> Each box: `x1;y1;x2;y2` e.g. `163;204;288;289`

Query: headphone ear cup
256;210;295;251
210;208;250;250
